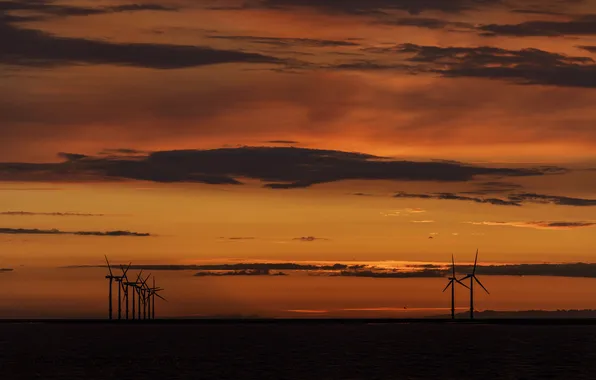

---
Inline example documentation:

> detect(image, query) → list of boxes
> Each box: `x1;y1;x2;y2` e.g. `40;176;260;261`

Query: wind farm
104;256;166;321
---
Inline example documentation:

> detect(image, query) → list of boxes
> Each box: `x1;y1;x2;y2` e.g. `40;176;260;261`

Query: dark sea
2;322;596;379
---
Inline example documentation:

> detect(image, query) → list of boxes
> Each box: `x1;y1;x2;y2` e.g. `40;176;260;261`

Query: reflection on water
0;267;596;318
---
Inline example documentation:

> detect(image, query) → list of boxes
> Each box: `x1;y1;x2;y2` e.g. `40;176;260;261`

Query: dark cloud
462;181;524;195
352;44;596;88
379;17;473;30
223;237;257;240
257;0;503;15
0;17;283;69
194;269;287;276
395;191;596;207
578;45;596;53
395;192;522;206
467;221;596;230
479;15;596;37
0;268;13;272
0;228;150;236
0;147;562;188
0;211;104;217
0;1;177;18
207;35;359;47
293;236;329;242
509;193;596;206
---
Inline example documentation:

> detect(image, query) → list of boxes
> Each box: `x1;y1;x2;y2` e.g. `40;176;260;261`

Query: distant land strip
65;262;596;278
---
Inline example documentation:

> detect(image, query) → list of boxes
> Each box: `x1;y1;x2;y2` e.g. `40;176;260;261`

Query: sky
1;0;596;317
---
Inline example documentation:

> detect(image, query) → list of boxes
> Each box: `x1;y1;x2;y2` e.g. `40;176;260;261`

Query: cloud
508;193;596;206
0;1;178;18
0;17;284;69
0;147;562;188
293;236;329;242
479;15;596;37
0;211;105;217
412;220;435;223
579;46;596;53
462;181;524;195
379;17;473;30
351;44;596;89
0;228;150;236
194;269;287;276
256;0;504;15
467;221;596;230
395;191;596;207
395;192;522;206
221;236;257;240
381;208;426;216
207;35;359;47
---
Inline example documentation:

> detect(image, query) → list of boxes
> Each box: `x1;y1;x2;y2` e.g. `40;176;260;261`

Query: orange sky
1;0;596;317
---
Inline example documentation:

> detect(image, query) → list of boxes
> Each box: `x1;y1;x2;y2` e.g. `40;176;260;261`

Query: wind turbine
460;249;490;320
140;273;151;320
442;254;469;320
104;256;117;320
124;270;143;320
149;277;166;320
118;263;132;320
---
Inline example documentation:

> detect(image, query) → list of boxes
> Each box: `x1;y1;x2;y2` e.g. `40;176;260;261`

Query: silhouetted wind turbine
442;254;469;320
149;277;166;320
104;256;117;320
117;263;131;320
124;270;143;320
460;249;490;320
140;273;151;320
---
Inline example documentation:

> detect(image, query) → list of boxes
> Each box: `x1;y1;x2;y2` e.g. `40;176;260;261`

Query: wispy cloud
467;221;596;230
381;208;426;216
395;191;596;207
411;220;435;223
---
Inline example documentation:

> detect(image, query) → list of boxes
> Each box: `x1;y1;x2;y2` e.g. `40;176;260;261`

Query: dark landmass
0;228;150;236
67;263;363;271
65;262;596;279
435;310;596;319
332;269;445;278
0;268;13;272
194;269;288;277
1;323;595;379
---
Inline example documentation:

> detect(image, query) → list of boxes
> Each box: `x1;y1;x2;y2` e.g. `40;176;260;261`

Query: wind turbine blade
455;279;469;289
451;254;456;278
105;255;113;276
474;276;490;294
460;274;471;281
442;279;453;292
121;262;131;278
473;249;478;274
156;293;167;302
136;270;144;282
